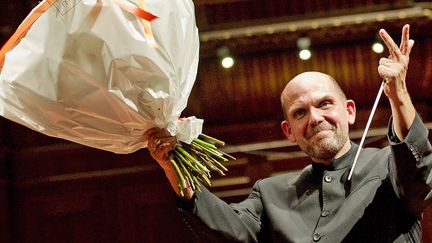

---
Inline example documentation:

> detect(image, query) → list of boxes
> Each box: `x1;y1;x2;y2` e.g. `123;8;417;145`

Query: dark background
1;0;432;242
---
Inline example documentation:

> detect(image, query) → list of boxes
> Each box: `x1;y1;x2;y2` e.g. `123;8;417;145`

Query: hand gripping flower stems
0;0;236;197
169;134;235;197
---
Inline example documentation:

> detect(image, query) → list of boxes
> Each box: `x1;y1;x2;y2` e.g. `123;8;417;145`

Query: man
146;24;432;242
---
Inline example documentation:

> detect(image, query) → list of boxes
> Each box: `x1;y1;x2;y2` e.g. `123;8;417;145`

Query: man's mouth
310;130;332;139
306;124;335;139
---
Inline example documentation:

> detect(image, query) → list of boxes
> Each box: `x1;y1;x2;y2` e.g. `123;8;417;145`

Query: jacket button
321;210;330;217
313;233;321;241
324;175;333;183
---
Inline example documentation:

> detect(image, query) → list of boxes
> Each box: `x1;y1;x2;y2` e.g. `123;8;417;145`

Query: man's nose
309;107;325;126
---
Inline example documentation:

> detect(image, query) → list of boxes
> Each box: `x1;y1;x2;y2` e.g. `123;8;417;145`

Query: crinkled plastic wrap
0;0;202;153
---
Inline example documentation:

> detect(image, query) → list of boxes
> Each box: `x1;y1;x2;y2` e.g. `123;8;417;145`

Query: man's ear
281;120;296;142
346;99;356;125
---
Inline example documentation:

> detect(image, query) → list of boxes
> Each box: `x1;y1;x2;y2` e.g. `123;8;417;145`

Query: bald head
279;71;355;163
281;72;347;120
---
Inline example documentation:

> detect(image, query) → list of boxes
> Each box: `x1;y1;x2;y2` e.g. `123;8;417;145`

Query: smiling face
280;72;356;165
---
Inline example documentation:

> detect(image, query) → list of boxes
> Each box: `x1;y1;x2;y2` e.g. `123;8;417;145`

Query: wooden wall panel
196;0;407;29
186;37;432;128
0;124;10;243
0;0;42;46
17;191;109;243
11;156;199;243
0;2;21;45
424;205;432;243
1;115;432;242
0;176;10;243
117;184;197;243
1;2;431;242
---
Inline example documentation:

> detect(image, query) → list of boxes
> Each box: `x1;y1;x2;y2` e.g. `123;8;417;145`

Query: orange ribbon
113;0;157;21
0;0;157;70
0;0;57;69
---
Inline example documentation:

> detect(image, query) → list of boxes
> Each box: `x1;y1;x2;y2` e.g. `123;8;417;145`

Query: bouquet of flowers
0;0;233;195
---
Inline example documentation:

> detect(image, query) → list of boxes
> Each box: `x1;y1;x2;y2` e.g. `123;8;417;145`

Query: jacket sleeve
388;112;432;217
178;181;265;243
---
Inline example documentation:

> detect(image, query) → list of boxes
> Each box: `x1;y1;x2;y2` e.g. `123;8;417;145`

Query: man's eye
293;110;305;119
320;101;332;108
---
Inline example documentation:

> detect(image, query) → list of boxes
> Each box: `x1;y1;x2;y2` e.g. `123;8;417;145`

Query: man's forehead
283;74;335;99
289;72;332;86
286;90;333;110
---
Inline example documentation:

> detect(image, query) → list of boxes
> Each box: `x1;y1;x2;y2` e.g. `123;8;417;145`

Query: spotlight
299;49;312;60
297;37;312;61
217;46;235;69
221;56;234;69
371;34;385;54
372;42;384;54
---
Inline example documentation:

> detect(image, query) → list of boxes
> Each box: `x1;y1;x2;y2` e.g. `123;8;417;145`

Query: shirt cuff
387;112;428;145
175;193;197;212
387;116;402;144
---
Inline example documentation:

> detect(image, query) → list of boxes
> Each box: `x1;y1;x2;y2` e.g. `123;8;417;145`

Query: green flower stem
166;133;235;195
191;142;227;162
174;150;200;173
191;175;202;192
169;155;186;197
178;159;196;191
219;150;236;160
177;146;210;173
198;173;212;187
193;138;217;149
208;155;228;172
198;134;225;147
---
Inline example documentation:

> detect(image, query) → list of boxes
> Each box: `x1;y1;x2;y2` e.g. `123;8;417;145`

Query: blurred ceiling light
376;14;385;21
398;11;407;19
221;56;235;69
311;21;319;29
288;24;297;32
355;16;363;24
297;37;312;61
372;35;384;54
299;49;312;60
333;18;342;26
200;6;427;42
217;46;235;69
372;42;384;54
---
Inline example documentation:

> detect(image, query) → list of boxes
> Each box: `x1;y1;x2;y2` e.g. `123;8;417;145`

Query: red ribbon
0;0;157;70
113;0;158;21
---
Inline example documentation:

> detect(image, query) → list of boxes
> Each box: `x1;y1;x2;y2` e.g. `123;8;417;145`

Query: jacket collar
312;141;358;173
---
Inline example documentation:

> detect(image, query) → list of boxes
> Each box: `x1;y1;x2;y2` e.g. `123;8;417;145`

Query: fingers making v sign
377;24;414;101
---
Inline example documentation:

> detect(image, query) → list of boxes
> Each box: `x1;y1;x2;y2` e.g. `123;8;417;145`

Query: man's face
281;72;356;164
